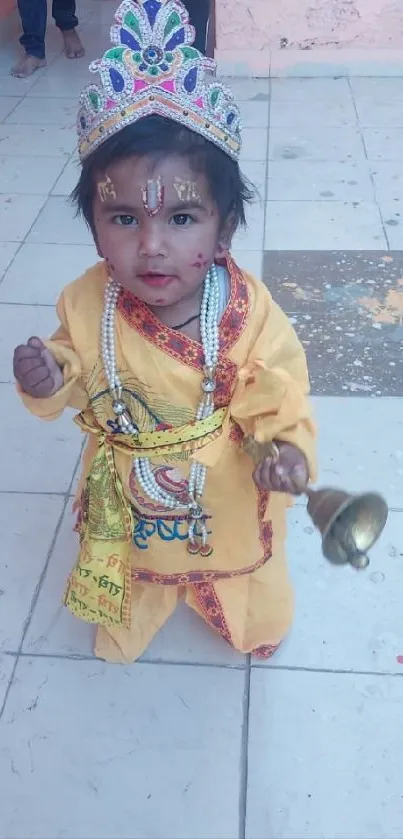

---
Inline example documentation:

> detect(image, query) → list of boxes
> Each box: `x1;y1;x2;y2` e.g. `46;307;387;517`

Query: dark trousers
182;0;210;54
18;0;78;59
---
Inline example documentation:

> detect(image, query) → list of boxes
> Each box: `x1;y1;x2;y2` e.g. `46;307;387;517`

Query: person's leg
183;0;210;54
187;533;294;657
52;0;85;59
11;0;47;77
94;580;180;663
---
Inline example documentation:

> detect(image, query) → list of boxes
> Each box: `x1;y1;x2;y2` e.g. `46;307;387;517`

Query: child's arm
231;297;316;492
13;292;88;420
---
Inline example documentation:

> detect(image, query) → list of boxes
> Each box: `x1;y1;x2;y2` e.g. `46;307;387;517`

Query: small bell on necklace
117;409;134;432
187;540;200;555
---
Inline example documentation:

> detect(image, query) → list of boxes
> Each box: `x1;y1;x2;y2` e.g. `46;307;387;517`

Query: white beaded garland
101;265;221;548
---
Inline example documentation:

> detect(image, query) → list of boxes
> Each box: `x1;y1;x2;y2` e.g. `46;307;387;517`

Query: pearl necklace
101;265;221;555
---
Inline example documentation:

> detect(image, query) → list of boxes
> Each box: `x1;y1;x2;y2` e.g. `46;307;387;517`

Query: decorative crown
77;0;242;162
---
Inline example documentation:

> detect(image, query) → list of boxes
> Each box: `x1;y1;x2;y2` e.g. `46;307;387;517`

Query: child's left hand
253;441;309;495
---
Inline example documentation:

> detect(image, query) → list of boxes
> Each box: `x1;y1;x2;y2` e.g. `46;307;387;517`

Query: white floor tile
257;506;402;674
0;155;67;194
0;384;81;493
240;160;266;196
233;197;265;250
0;97;19;122
51;155;81;195
0;303;58;382
0;653;14;707
239;100;269;128
267;160;374;202
0;123;75;155
313;396;403;508
0;72;43;97
0;493;64;652
26;196;93;245
0;243;98;304
223;77;270;102
378;199;403;248
24;507;246;666
241;128;268;162
5;96;77;126
363;128;403;160
270;97;357;127
269;125;365;161
0;656;244;839
351;78;403;127
270;77;351;104
370;161;403;202
0;242;19;280
27;62;93;98
247;668;403;839
231;249;263;277
0;194;47;243
264;201;386;250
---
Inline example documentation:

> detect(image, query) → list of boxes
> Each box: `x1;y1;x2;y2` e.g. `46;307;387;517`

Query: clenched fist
13;337;63;398
253;441;309;495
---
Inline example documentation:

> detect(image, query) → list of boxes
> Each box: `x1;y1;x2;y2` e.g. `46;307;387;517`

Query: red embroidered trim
252;643;280;660
257;487;272;560
229;422;244;446
192;581;233;647
131;554;267;585
116;257;248;407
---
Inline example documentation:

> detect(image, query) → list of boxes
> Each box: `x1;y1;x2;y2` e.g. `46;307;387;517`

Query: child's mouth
138;273;175;288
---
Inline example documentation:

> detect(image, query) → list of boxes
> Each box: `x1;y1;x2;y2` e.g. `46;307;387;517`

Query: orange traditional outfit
19;256;316;663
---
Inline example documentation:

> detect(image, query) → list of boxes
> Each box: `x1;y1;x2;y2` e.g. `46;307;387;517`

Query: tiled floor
1;5;403;838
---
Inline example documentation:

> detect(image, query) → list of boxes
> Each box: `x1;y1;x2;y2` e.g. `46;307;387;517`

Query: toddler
13;0;316;663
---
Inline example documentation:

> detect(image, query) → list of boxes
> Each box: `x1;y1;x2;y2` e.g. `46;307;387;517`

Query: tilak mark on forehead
173;178;201;204
97;174;116;203
141;176;164;217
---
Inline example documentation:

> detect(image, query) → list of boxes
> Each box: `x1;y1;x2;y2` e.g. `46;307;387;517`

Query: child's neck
149;282;205;340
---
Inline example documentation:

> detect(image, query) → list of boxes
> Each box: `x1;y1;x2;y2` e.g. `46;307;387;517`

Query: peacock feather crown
77;0;242;162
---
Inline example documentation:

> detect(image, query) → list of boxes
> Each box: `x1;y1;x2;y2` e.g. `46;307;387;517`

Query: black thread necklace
172;313;201;331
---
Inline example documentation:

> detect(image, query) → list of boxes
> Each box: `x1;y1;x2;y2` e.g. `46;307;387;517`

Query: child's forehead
103;154;205;187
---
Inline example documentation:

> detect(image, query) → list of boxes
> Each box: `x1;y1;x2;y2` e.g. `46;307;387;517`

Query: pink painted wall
215;0;403;74
217;0;403;51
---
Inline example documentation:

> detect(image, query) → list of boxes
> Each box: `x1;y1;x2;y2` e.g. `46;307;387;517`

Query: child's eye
114;215;137;226
171;213;195;227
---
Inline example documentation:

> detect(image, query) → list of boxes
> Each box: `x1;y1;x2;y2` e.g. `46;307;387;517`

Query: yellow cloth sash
64;406;226;629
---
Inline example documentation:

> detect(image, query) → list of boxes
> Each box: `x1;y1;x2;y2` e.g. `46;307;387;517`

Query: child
13;0;316;664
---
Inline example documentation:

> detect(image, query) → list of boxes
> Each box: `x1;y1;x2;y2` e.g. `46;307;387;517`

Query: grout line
3;649;247;670
0;445;83;721
347;76;390;250
3;648;403;680
251;662;403;678
238;655;251;839
258;77;271;266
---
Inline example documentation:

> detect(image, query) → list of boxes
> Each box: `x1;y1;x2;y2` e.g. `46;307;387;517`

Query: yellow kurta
19;256;316;662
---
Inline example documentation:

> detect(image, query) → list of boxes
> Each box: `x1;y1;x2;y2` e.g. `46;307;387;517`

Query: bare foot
10;54;46;78
62;29;85;59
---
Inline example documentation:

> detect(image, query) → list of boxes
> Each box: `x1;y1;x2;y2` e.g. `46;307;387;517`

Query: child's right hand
13;336;63;398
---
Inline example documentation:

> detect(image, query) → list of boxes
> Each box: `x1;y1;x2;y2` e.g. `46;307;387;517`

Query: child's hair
72;115;255;235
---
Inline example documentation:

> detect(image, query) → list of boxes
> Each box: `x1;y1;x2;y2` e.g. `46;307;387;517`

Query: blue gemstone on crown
120;28;141;51
110;67;125;93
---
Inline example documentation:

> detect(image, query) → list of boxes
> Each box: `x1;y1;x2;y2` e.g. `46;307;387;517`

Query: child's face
93;153;229;309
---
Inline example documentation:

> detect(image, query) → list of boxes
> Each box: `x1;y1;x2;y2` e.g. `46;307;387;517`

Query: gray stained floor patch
263;250;403;396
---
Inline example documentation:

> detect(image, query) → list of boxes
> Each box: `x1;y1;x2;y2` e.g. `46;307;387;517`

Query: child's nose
138;222;166;257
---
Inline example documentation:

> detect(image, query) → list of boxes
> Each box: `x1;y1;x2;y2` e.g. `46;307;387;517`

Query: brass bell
243;436;388;570
306;487;388;569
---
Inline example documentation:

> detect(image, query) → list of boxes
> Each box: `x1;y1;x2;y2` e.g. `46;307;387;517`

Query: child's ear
214;214;236;260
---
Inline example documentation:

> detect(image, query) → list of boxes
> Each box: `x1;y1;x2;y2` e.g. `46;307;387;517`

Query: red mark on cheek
397;655;403;664
190;253;209;269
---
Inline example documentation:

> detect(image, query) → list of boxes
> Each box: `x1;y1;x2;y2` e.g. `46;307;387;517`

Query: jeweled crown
77;0;242;162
